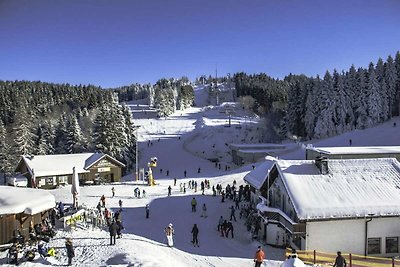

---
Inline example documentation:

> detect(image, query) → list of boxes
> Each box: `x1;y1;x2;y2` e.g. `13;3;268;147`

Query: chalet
15;153;126;189
245;157;400;257
0;186;55;245
306;146;400;161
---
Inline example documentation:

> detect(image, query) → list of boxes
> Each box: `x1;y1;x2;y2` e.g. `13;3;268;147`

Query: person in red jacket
254;246;265;267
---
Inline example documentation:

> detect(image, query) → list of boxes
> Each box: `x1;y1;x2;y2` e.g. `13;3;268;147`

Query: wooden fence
285;248;400;267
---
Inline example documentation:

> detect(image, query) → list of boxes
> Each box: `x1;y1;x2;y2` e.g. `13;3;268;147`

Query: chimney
315;156;329;175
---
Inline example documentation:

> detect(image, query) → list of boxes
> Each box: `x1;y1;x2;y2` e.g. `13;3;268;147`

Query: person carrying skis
165;223;175;247
191;224;199;246
191;197;197;212
65;238;75;266
201;203;207;218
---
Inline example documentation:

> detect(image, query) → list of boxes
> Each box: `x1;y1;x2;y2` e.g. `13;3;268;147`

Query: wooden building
15;152;126;189
0;186;55;245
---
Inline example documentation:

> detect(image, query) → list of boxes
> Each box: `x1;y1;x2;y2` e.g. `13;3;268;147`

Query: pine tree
66;115;86;153
366;63;382;125
385;55;398;117
314;71;336;138
355;68;369;129
0;120;11;174
13;108;37;156
394;51;400;116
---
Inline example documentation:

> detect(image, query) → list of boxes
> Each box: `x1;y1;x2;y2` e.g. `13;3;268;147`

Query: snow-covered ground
1;84;399;266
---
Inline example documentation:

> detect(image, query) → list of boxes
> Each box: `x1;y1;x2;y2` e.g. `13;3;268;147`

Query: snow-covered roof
20;152;125;177
0;186;55;215
244;159;275;189
276;158;400;221
308;146;400;155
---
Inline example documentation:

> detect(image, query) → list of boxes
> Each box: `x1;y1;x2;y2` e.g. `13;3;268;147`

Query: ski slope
1;83;399;266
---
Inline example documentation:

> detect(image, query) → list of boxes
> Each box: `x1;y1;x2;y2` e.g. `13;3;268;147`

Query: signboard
98;167;111;173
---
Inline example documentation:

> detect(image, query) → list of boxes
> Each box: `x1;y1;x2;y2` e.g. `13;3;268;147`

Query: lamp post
133;125;141;182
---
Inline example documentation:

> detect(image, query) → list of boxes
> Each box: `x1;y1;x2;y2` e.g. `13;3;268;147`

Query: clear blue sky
0;0;399;88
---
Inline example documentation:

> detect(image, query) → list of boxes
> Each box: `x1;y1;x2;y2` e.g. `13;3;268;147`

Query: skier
111;187;115;198
191;197;197;212
174;178;177;186
191;224;199;247
109;220;117;245
201;203;207;218
166;170;169;176
254;246;265;267
198;167;201;173
119;199;123;211
184;170;187;177
65;238;75;266
145;204;150;219
142;189;146;198
221;191;225;202
165;223;175;247
230;206;236;221
168;185;172;196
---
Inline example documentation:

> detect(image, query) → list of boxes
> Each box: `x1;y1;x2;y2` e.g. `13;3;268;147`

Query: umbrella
71;167;80;208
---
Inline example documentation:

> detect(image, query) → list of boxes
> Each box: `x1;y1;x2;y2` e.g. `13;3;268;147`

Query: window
368;238;381;254
386;237;399;253
58;176;68;184
45;177;54;185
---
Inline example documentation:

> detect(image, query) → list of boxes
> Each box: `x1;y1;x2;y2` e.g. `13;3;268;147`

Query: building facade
15;153;126;189
245;156;400;257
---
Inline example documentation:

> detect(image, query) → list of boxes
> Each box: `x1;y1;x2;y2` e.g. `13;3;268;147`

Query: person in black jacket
333;251;347;267
109;221;118;245
191;224;199;246
65;238;75;266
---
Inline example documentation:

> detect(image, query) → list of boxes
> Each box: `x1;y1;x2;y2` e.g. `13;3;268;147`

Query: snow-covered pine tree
384;55;398;117
304;77;321;139
36;121;55;155
0;120;12;174
366;63;383;125
333;70;352;134
355;68;369;129
393;51;400;116
65;115;87;153
375;58;389;121
344;65;357;129
314;71;336;138
13;108;37;156
54;113;69;154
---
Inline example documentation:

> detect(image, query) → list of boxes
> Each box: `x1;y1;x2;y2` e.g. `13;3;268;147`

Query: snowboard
167;235;174;247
